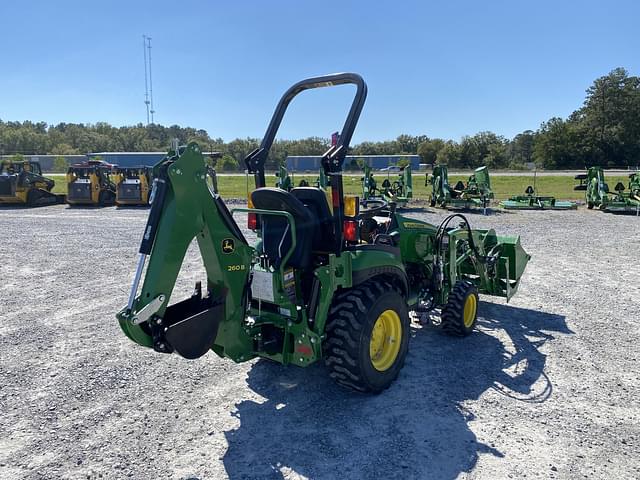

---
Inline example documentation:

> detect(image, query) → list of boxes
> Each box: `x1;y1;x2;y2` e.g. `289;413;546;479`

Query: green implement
427;165;493;214
605;172;640;214
500;186;577;210
360;163;413;207
574;166;640;213
117;73;530;393
274;161;293;191
381;165;412;206
574;166;609;210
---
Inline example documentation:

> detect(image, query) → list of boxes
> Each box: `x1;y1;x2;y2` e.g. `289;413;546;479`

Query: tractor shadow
221;303;572;480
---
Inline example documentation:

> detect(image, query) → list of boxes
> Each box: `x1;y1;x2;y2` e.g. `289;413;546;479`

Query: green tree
459;132;507;169
436;141;461;166
506;130;535;167
52;156;68;172
218;154;239;171
575;67;640;167
417;138;445;164
532;118;580;169
51;143;79;155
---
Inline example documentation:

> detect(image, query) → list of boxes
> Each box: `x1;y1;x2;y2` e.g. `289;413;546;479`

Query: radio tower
142;35;156;124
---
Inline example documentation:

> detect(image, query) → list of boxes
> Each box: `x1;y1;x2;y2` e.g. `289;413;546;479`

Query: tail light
248;212;257;230
343;220;358;242
248;194;257;230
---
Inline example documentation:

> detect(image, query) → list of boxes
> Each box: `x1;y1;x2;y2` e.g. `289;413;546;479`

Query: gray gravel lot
0;204;638;480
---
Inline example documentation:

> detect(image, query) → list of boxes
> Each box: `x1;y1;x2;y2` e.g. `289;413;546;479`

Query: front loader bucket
481;230;531;301
494;234;530;300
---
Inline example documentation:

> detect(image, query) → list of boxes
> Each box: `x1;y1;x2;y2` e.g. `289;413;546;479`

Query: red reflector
332;188;340;208
295;344;313;356
343;220;358;242
248;212;257;230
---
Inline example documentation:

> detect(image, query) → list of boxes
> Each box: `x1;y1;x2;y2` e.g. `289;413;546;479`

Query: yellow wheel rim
463;294;477;328
369;310;402;372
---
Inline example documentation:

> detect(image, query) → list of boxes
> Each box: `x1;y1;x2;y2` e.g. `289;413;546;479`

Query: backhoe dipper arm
117;143;254;361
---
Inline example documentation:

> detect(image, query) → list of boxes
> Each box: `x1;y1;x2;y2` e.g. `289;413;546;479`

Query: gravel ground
0;204;638;480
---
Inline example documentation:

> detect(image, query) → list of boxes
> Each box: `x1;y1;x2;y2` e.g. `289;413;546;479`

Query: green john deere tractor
428;164;493;214
117;73;530;393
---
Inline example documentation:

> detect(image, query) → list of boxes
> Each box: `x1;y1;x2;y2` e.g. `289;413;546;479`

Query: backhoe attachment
117;142;253;360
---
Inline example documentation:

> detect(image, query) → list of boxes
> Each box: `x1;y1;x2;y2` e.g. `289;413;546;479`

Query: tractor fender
347;246;408;296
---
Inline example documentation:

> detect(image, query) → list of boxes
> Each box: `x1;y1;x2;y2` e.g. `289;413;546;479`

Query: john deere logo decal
222;238;235;254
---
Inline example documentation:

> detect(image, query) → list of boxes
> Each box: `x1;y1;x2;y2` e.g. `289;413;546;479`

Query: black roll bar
244;72;367;188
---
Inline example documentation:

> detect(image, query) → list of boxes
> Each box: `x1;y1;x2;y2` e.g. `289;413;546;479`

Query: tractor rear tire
441;281;479;337
323;279;410;393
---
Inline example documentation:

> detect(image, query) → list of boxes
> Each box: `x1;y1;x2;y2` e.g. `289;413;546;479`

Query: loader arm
117;142;254;360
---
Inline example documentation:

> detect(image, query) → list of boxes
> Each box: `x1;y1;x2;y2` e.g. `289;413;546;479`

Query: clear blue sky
1;0;638;143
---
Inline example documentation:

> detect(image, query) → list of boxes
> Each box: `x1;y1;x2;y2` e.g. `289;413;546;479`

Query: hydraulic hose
435;213;482;260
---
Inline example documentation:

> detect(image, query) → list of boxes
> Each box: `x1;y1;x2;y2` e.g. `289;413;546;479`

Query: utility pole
143;35;150;125
142;35;156;124
147;36;155;124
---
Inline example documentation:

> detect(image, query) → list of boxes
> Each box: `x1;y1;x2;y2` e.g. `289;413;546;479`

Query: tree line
1;68;638;170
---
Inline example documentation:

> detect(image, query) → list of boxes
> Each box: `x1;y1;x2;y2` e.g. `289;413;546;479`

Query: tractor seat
290;187;335;251
250;188;315;270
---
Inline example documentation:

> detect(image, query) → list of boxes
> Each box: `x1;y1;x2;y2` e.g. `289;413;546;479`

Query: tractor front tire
323;279;409;393
441;281;479;337
587;201;594;209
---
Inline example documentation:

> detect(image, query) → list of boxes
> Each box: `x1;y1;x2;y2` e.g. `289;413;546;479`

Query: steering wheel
359;197;394;219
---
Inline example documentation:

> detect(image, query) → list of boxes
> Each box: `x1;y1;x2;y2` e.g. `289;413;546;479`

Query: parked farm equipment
114;166;152;206
500;171;577;210
117;73;530;393
428;165;494;214
605;172;640;214
66;160;116;206
274;161;293;191
0;159;64;206
381;166;412;206
360;163;413;207
574;166;609;210
574;166;639;213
